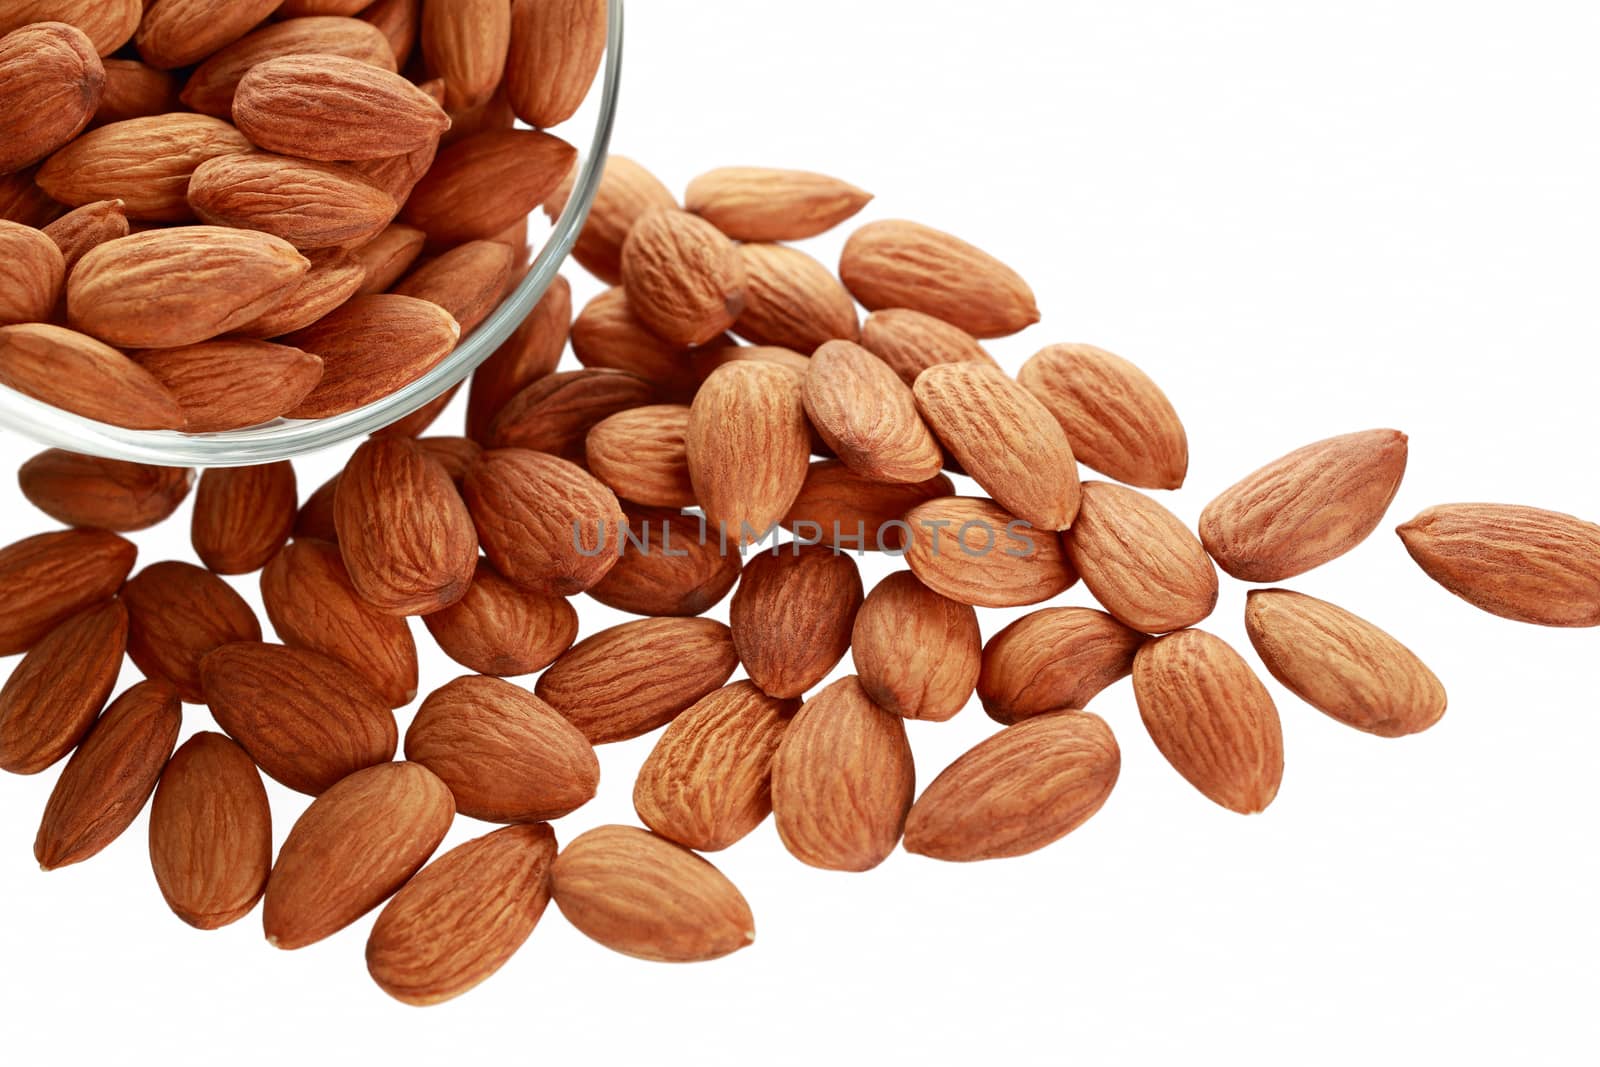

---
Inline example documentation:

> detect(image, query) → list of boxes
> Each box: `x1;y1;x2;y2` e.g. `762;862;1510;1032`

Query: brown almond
136;0;281;69
190;462;297;575
904;710;1120;861
0;22;103;174
422;558;578;676
233;54;449;161
1;323;184;430
122;560;260;701
420;0;509;111
0;166;63;227
1132;629;1284;813
542;156;675;285
804;339;942;483
585;403;695;507
181;15;397;117
333;123;438;208
851;571;980;722
295;474;341;543
904;496;1077;608
360;0;422;67
465;273;570;440
784;460;954;552
38;114;252;221
504;0;605;127
690;342;809;384
133;338;324;430
352;222;426;296
977;607;1143;725
403;128;576;243
188;152;398;250
859;307;997;386
0;1;140;57
620;209;747;347
0;529;135;656
18;450;192;531
687;361;810;543
280;0;375;15
1065;480;1218;633
282;294;460;418
412;435;483;478
587;505;743;617
730;543;863;699
0;600;126;775
235;250;365;339
687;166;872;242
732;243;860;352
42;198;128;272
568;287;701;399
0;221;66;325
392;239;514;335
94;59;179;125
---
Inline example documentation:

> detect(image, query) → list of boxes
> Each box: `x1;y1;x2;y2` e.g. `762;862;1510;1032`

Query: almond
403;128;576;243
535;617;738;745
38;114;252;221
0;221;66;325
462;447;624;596
148;732;271;928
465;273;570;440
260;538;419;708
94;59;179;125
568;287;702;400
136;0;281;69
804;339;943;483
1200;429;1408;582
585;403;695;507
200;642;398;795
352;222;426;295
190;462;297;575
0;529;135;656
730;543;863;700
914;362;1081;530
392;239;514;334
0;22;103;174
542;156;675;285
361;0;422;67
367;822;556;1006
686;166;872;242
404;675;598;822
18;450;192;531
180;15;398;117
732;243;860;352
977;607;1143;725
122;560;260;701
904;710;1120;861
334;437;478;614
133;338;324;429
411;435;483;478
35;679;180;870
551;825;754;963
0;600;126;774
0;166;63;227
1396;502;1600;626
904;496;1077;608
587;505;743;617
633;680;796;851
504;0;605;127
233;54;450;161
263;761;454;950
770;676;914;871
851;571;980;722
188;152;398;250
1;323;184;430
620;209;747;347
1065;481;1218;633
420;0;509;111
42;198;128;272
840;219;1039;338
784;460;953;552
422;558;578;676
858;308;996;386
687;361;810;544
235;252;366;340
0;1;140;57
1132;629;1284;813
295;474;341;542
282;294;460;418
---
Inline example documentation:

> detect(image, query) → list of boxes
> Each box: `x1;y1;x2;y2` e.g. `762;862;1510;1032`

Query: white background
3;1;1599;1063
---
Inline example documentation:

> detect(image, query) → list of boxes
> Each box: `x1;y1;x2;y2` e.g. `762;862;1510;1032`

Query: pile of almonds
0;0;605;431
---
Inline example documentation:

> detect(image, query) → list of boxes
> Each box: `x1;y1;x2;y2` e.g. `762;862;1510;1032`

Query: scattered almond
18;450;192;531
122;561;260;702
732;243;860;353
0;600;126;775
687;166;872;242
904;495;1077;608
190;462;297;576
729;543;863;700
542;156;675;285
784;460;954;552
977;607;1143;725
0;528;136;656
620;209;747;347
586;505;743;617
851;571;980;722
804;339;942;484
1065;481;1218;633
687;361;810;543
422;558;578;677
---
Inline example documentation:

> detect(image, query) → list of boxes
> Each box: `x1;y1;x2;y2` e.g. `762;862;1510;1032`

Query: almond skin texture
687;167;872;242
392;240;514;334
1065;481;1219;634
978;608;1144;725
1132;629;1284;813
263;761;454;950
18;450;192;532
551;825;754;963
200;642;398;796
421;0;509;111
1;323;184;430
42;198;129;272
35;680;180;870
805;339;943;483
282;294;461;418
620;209;747;347
404;675;598;823
633;680;797;852
69;226;309;348
859;307;996;386
771;676;915;872
462;447;625;597
181;15;398;117
0;529;135;656
188;152;398;250
587;505;743;617
260;538;419;708
536;617;739;745
353;222;426;295
403;129;577;243
585;404;695;507
38;114;252;221
731;544;863;700
732;243;860;353
687;361;810;544
1396;503;1600;627
904;496;1077;608
422;559;578;676
360;0;422;65
133;339;324;430
505;0;605;127
0;1;140;57
785;461;954;552
367;822;557;1006
236;249;365;339
0;601;126;775
191;463;297;575
0;22;104;175
1199;429;1409;582
915;362;1081;531
122;561;260;702
1244;589;1446;737
0;166;64;227
148;732;272;930
568;287;700;399
465;273;570;440
94;59;180;125
488;367;657;460
904;709;1120;862
852;571;981;722
136;0;282;69
334;437;478;615
840;220;1039;338
542;156;675;285
233;54;450;161
0;222;66;325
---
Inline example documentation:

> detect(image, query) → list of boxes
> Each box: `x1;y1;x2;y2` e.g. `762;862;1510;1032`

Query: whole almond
148;732;272;929
633;680;796;852
235;251;365;339
35;679;180;870
263;761;454;950
465;273;570;440
914;362;1081;530
42;198;129;272
504;0;605;127
38;114;252;221
392;240;514;335
977;607;1143;725
233;54;449;161
0;528;135;655
200;642;398;795
0;222;66;325
188;153;398;250
136;0;281;69
0;1;140;57
687;361;810;543
18;450;192;531
732;243;860;353
859;307;996;386
282;294;460;418
771;676;915;871
804;339;943;483
422;558;578;676
361;0;422;67
551;825;754;963
133;338;324;430
1397;503;1600;626
352;222;426;295
840;219;1039;338
0;600;126;775
686;166;872;242
730;543;863;700
904;496;1077;608
620;209;747;347
587;505;743;617
1065;481;1218;633
1;324;184;430
904;710;1120;861
0;22;103;174
334;437;478;615
403;128;576;243
190;462;297;575
568;287;701;399
1132;629;1284;813
536;617;738;745
404;675;599;822
585;404;695;507
542;156;675;285
420;0;509;110
851;571;980;722
1245;589;1446;737
1200;429;1408;582
122;561;260;701
94;59;180;125
367;822;557;1006
181;15;398;117
784;460;954;552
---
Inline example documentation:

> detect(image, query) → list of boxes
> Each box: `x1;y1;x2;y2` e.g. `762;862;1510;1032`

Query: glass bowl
0;0;625;468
